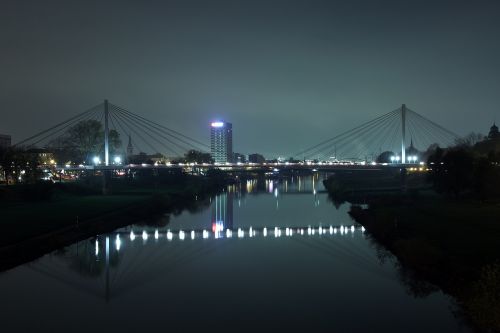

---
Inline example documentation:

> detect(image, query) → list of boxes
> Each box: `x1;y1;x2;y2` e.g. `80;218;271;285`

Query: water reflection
212;191;233;235
0;174;471;332
26;175;359;301
32;223;368;304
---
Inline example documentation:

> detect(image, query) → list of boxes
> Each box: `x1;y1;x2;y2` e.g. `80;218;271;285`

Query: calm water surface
0;175;471;332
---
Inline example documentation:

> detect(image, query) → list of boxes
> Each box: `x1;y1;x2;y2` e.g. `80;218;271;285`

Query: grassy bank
348;194;500;331
1;194;152;246
0;174;226;270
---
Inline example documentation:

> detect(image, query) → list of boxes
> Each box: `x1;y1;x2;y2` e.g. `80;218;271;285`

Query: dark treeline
343;134;500;332
427;138;500;200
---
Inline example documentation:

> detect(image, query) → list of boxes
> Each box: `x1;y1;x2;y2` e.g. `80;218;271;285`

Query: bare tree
49;120;121;164
455;132;484;148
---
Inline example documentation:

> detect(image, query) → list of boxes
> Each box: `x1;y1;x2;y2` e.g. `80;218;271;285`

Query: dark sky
1;0;500;157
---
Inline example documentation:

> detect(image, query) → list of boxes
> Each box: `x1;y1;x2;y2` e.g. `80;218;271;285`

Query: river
0;174;471;332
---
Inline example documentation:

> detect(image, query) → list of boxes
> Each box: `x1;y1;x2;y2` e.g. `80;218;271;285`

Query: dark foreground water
0;175;471;332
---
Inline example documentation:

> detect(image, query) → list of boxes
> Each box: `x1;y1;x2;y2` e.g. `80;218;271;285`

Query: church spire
127;135;133;156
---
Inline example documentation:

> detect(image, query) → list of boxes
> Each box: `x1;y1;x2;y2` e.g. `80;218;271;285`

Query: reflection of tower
212;191;234;232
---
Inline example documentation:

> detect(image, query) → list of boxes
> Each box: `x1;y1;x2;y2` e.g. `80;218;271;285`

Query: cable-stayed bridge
15;100;209;163
295;104;458;163
13;101;459;170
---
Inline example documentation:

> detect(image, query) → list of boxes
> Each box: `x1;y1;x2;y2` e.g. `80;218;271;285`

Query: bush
466;263;500;331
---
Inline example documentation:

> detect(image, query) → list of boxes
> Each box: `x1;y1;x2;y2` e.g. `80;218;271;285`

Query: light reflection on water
106;225;366;252
0;175;471;332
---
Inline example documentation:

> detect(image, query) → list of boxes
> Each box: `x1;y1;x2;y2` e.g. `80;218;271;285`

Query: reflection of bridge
15;100;458;168
23;177;374;302
27;223;368;302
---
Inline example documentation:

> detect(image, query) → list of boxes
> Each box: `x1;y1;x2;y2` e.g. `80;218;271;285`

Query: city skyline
2;101;485;161
1;1;500;157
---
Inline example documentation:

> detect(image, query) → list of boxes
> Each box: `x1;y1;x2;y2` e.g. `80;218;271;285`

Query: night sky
1;0;500;157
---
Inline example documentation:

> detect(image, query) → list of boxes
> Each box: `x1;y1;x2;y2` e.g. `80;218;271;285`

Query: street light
390;156;395;163
395;156;400;162
93;156;100;165
408;155;418;163
114;156;122;164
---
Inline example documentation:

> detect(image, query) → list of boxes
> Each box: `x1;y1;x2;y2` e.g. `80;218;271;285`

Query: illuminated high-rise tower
210;121;233;164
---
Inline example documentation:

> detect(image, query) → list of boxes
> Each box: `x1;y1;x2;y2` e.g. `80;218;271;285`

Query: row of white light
99;225;367;254
125;225;365;242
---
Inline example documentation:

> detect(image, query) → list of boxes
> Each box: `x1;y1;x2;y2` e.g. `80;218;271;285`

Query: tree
50;120;122;164
427;147;474;197
376;151;395;163
455;132;484;148
474;138;500;156
129;152;153;164
421;143;440;162
184;150;213;164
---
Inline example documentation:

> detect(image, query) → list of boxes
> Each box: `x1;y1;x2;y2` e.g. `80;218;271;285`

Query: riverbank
0;174;225;271
347;194;500;331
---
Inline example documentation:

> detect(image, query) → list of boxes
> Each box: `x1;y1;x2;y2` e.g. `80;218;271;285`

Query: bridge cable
294;107;401;158
307;109;400;160
109;103;209;151
111;108;184;157
14;103;103;147
109;111;160;155
24;107;102;149
110;106;190;156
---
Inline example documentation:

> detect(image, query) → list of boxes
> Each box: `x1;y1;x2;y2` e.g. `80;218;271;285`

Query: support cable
109;103;209;151
314;110;400;160
26;108;101;148
111;110;167;156
111;106;188;155
295;108;401;158
110;112;146;154
14;103;102;147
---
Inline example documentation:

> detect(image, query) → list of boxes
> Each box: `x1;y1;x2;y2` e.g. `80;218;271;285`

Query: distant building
233;152;246;163
248;153;265;164
0;134;11;148
129;152;170;165
210;121;233;164
488;123;500;140
25;148;55;165
473;123;500;155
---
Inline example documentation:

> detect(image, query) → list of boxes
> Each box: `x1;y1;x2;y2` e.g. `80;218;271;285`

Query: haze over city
2;0;500;157
1;2;500;332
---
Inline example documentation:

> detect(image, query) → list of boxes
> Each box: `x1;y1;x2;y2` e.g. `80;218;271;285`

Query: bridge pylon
401;104;406;164
104;99;110;166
